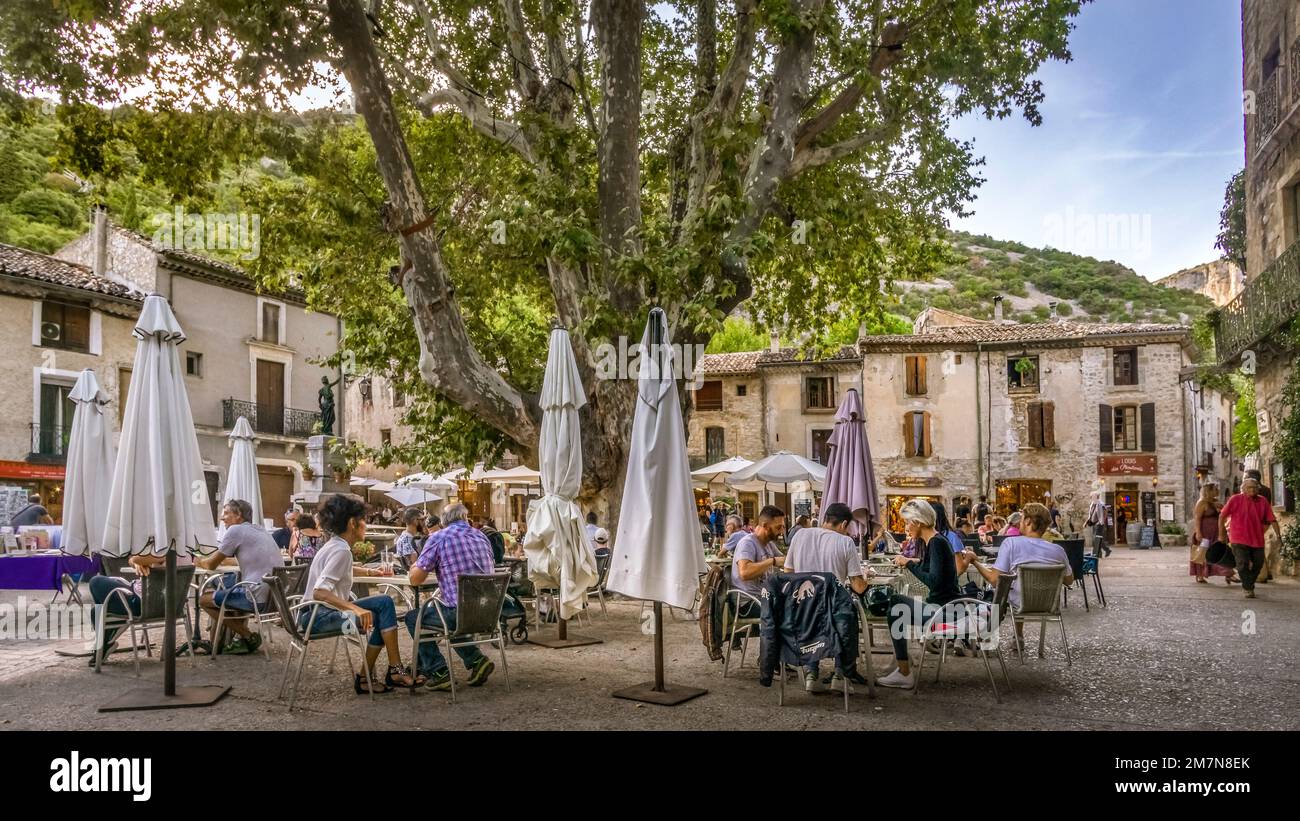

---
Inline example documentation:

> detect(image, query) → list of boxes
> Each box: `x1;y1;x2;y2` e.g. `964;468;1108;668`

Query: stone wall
685;373;765;466
761;362;862;459
343;374;421;481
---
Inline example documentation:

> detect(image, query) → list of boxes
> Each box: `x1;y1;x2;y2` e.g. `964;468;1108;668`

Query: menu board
0;486;29;527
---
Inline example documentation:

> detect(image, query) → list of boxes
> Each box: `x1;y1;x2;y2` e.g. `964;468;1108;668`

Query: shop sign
884;475;941;488
0;461;66;481
1097;454;1157;476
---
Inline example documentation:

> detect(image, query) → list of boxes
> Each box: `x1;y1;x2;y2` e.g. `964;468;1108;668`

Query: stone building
1223;0;1300;522
343;373;420;483
53;213;342;526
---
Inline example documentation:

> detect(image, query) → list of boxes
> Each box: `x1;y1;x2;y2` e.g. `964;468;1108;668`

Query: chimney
769;331;780;353
857;321;867;343
993;295;1004;323
1049;301;1059;322
91;205;108;278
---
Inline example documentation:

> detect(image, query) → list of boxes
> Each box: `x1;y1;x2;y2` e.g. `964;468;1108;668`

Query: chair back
139;564;196;620
264;571;304;643
1017;563;1066;616
593;553;611;589
1059;539;1085;580
450;573;510;637
100;555;129;577
276;563;309;599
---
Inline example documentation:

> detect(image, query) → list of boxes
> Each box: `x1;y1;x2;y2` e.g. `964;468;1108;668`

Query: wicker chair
1012;562;1071;665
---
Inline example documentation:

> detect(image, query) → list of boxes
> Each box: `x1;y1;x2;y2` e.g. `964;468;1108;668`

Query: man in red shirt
1218;478;1282;599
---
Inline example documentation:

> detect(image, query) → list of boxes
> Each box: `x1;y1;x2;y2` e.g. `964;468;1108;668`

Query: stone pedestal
297;435;351;510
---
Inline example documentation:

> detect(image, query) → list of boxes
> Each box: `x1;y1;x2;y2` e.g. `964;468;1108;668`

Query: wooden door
257;465;295;527
255;359;285;435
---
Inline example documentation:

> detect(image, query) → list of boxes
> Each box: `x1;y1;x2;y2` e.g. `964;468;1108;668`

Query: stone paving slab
0;548;1296;730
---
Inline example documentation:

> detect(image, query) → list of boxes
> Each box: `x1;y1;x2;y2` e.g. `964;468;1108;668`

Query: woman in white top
301;494;421;693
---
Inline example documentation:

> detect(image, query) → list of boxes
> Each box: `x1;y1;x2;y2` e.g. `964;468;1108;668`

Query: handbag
1190;538;1209;564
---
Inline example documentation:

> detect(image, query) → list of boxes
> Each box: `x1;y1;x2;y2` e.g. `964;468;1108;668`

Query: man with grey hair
718;514;745;557
194;499;284;655
1218;477;1281;599
404;502;497;689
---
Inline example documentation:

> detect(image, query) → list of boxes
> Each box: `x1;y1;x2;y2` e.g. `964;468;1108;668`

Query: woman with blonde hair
1191;482;1236;585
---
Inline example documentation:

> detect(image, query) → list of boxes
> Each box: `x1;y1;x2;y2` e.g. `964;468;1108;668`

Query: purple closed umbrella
822;388;881;538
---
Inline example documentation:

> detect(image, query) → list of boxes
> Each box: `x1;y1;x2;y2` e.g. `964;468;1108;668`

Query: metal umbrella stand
608;309;707;705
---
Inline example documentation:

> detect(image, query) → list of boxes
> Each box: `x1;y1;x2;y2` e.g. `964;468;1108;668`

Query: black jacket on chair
758;572;859;686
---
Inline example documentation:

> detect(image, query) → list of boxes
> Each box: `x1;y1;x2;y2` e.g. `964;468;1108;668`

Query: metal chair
1012;562;1071;665
265;572;376;711
914;577;1013;703
94;564;197;675
722;588;763;677
1081;548;1107;607
211;565;306;661
410;573;512;703
1058;539;1089;611
585;553;612;620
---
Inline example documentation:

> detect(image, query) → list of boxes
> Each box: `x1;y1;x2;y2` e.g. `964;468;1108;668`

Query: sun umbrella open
222;416;263;530
523;325;600;647
821;388;881;540
100;294;227;711
62;368;116;557
609;309;708;705
385;486;443;508
690;455;754;487
725;450;827;503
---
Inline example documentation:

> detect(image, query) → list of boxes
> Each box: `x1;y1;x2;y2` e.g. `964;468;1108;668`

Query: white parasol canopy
349;476;378;488
222;416;263;529
690;455;754;487
102;294;216;557
726;450;826;491
61;368;116;556
384;486;443;507
524;327;598;619
481;465;542;484
607;310;707;610
395;472;457;492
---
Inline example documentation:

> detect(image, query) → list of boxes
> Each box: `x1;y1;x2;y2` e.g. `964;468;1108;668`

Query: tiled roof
858;321;1190;348
759;345;861;365
0;243;142;301
112;225;250;279
697;350;763;374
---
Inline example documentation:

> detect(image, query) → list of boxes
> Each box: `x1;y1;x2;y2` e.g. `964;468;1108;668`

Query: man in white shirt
784;502;870;691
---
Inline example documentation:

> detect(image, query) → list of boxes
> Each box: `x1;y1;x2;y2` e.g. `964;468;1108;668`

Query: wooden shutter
905;358;917;395
1042;401;1056;449
921;411;933;457
63;305;90;350
695;380;723;411
1099;404;1113;452
1027;402;1043;448
1140;402;1156;452
902;413;914;457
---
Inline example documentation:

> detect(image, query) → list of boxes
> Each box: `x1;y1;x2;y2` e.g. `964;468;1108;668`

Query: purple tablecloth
0;554;100;590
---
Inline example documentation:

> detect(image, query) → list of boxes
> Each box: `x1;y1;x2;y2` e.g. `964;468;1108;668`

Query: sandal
385;664;424;688
353;673;390;695
176;639;213;657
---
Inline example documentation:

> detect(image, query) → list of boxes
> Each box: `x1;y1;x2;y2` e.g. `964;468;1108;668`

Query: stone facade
343;373;421;482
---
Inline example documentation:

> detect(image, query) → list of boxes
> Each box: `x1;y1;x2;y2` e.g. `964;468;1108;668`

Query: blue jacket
758;572;859;685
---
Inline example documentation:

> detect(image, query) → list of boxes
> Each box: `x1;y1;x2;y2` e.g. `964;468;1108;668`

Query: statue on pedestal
318;375;340;435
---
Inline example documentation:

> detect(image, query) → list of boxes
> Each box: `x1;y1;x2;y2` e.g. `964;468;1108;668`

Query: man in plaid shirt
403;503;496;690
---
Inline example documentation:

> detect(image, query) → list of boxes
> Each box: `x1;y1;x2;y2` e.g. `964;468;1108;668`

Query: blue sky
949;0;1244;280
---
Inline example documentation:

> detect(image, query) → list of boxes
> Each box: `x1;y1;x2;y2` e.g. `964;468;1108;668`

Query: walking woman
1190;482;1235;585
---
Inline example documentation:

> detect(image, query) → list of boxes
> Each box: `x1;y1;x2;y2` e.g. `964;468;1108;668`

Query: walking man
1218;477;1282;599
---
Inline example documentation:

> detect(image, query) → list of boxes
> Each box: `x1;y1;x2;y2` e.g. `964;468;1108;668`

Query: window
1007;355;1040;390
904;356;927;395
1112;347;1138;386
805;377;834;410
1100;403;1154;452
1026;401;1055;448
705;426;726;464
695;380;723;411
186;351;203;377
380;428;392;446
261;302;282;344
955;354;963;365
902;411;932;458
1113;405;1138;451
36;381;74;455
40;302;91;352
736;384;747;397
811;429;833;465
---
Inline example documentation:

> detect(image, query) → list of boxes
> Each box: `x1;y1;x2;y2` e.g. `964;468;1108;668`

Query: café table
0;551;99;596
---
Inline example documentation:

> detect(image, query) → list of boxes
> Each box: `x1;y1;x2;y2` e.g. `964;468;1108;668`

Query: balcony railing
1254;68;1282;155
222;398;320;438
1214;236;1300;363
29;424;69;458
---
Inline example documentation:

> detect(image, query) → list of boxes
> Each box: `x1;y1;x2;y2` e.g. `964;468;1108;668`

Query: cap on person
593;528;610;545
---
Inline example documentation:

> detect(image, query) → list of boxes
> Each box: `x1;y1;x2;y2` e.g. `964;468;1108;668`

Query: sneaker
467;657;495;687
804;671;826;693
244;633;263;654
1245;590;1256;599
424;669;452;691
877;668;916;689
223;636;252;655
829;670;870;693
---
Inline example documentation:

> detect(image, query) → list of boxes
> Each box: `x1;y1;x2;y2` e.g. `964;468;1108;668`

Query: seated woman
877;500;962;689
1001;512;1023;536
293;514;323;563
299;493;422;693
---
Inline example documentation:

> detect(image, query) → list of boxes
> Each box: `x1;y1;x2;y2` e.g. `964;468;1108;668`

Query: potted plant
351;540;376;563
1159;523;1187;546
301;462;315;481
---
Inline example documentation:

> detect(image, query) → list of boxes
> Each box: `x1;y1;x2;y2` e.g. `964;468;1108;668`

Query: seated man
272;508;298;551
88;552;175;665
403;503;498;691
195;499;285;655
592;527;611;559
783;502;870;691
718;514;745;557
962;502;1073;648
728;506;786;654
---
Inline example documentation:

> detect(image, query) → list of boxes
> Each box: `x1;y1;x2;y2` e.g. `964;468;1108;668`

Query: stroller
501;560;532;644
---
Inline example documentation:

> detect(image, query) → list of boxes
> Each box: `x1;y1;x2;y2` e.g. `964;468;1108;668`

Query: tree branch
499;0;542;102
790;107;903;175
794;19;907;152
709;0;758;121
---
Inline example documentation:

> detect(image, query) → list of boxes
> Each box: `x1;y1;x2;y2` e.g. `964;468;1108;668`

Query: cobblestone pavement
0;547;1296;730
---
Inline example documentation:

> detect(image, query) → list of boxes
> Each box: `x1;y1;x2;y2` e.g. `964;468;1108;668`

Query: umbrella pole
611;598;707;706
653;602;664;690
164;548;176;696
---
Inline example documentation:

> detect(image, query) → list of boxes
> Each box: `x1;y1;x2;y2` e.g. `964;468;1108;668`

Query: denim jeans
297;594;398;647
404;605;485;676
90;576;140;653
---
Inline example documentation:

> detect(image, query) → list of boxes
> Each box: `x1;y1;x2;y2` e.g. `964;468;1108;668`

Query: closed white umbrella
62;369;116;556
524;326;599;633
222;416;262;530
99;294;226;710
609;309;708;705
384;486;443;507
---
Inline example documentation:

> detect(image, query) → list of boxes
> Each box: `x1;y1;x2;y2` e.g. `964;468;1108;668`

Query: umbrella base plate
612;682;708;706
98;685;231;712
527;632;603;649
